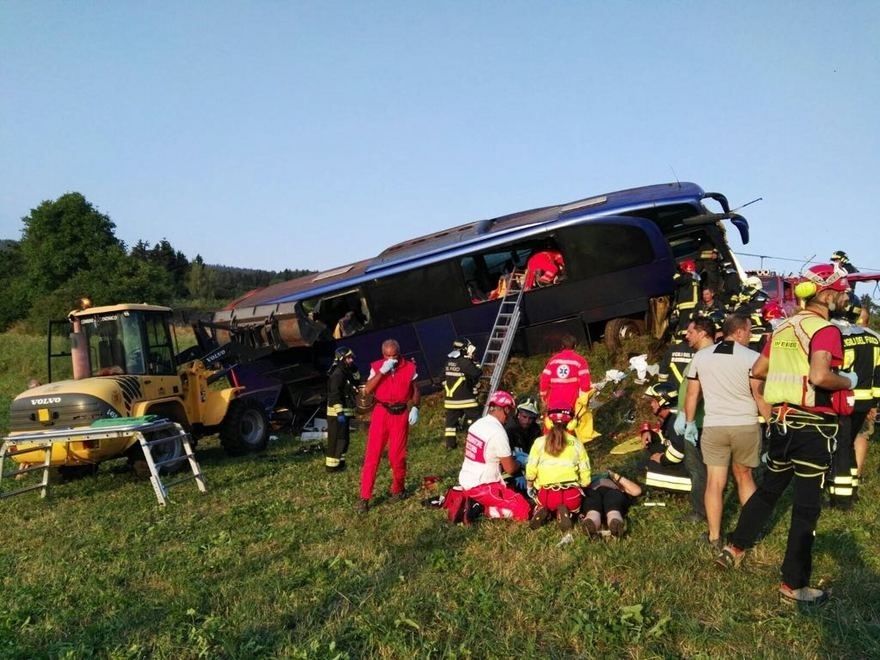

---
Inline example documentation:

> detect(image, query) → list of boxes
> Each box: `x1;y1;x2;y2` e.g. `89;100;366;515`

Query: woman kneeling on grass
526;409;591;531
581;470;643;538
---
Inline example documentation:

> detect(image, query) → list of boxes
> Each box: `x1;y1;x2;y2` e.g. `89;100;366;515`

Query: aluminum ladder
480;268;527;414
0;419;207;506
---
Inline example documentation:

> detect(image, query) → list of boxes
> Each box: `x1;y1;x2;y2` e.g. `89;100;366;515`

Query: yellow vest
764;311;832;407
525;433;591;488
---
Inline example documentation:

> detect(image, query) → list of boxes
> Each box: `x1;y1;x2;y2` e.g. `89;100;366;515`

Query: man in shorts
684;314;771;549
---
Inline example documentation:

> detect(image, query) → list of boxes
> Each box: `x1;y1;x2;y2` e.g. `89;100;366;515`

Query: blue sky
2;2;879;281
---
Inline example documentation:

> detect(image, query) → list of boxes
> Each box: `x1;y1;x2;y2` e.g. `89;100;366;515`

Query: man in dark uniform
671;259;700;336
325;346;361;472
642;383;699;506
442;337;482;449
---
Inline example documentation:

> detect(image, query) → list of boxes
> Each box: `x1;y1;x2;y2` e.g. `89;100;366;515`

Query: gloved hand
673;413;686;436
513;449;529;468
841;370;858;389
408;406;419;426
337;413;347;424
514;475;527;492
379;358;397;374
527;486;537;500
684;421;699;446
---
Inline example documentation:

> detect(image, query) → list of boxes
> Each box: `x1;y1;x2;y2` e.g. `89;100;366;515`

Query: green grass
1;337;879;658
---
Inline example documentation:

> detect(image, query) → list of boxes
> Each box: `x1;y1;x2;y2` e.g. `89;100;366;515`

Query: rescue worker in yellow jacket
717;263;857;605
442;337;482;449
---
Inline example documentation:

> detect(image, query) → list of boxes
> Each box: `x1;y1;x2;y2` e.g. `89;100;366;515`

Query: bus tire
220;399;269;456
604;318;642;351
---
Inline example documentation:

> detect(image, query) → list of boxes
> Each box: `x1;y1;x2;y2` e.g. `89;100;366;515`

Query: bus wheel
220;399;269;456
604;318;643;351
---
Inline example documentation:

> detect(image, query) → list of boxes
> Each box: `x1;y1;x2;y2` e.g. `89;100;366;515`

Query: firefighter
505;395;542;455
442;337;482;449
539;334;591;414
717;263;857;604
657;331;695;391
358;339;420;512
830;250;858;275
671;259;700;336
828;306;880;508
642;383;695;497
729;276;770;349
325;346;361;472
696;247;723;293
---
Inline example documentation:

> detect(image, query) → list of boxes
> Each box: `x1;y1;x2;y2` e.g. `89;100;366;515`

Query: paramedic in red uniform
539;334;591;413
358;339;420;512
524;249;565;289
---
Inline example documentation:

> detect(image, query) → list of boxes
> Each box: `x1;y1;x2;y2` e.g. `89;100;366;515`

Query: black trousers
685;439;707;518
829;410;868;504
583;486;630;517
728;419;836;589
325;416;350;468
444;406;479;447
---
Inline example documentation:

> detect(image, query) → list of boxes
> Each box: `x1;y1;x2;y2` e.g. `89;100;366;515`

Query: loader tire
130;426;185;478
220;399;269;456
604;318;643;352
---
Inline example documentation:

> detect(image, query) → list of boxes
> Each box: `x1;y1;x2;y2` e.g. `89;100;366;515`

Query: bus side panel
413;316;458;384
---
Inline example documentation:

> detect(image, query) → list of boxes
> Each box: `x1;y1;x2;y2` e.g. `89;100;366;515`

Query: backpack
441;487;482;524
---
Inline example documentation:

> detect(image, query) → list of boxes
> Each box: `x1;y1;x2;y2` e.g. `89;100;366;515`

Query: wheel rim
240;409;266;447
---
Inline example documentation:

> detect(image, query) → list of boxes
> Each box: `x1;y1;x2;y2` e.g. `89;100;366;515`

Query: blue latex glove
408;406;419;426
673;412;686;436
337;413;347;424
684;421;699;446
513;448;530;468
514;475;527;492
841;371;858;389
379;358;397;374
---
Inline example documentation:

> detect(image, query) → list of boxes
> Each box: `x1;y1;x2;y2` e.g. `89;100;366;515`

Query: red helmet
761;300;786;321
546;409;573;426
679;259;697;274
489;390;515;408
800;263;850;295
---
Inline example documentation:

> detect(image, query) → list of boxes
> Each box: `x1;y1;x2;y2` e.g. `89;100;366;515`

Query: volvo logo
30;397;62;406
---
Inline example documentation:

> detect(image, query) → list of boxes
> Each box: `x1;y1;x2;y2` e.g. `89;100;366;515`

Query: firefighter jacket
654;412;686;466
326;362;361;416
764;310;846;412
443;353;482;409
673;271;700;311
540;349;591;412
525;433;591;488
833;319;880;412
657;340;694;389
504;417;542;454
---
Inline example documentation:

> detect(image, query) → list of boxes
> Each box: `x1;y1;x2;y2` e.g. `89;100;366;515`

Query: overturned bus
197;181;751;420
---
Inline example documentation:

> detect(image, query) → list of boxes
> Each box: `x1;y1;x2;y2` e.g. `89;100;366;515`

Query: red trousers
360;406;409;500
537;487;582;513
464;482;531;521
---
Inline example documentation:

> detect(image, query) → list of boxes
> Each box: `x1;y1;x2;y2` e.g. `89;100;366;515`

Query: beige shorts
701;424;761;467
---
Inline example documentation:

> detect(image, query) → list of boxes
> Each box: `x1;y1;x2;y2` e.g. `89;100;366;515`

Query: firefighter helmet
515;396;539;418
679;259;697;274
762;300;786;322
799;263;850;297
489;390;515;409
546;409;573;426
333;346;355;362
744;275;763;291
644;382;678;408
452;336;477;359
830;250;849;264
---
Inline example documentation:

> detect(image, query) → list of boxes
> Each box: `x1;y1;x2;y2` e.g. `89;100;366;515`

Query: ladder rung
145;434;187;448
162;473;201;489
0;483;46;499
152;454;191;469
2;464;48;478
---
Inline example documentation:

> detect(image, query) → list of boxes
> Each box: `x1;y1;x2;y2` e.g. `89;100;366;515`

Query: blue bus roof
228;181;708;309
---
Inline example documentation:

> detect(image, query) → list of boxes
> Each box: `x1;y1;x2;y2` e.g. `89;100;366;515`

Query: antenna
731;197;763;213
669;165;680;188
800;254;816;272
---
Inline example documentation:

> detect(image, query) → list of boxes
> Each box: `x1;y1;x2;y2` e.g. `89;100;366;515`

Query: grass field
1;334;879;658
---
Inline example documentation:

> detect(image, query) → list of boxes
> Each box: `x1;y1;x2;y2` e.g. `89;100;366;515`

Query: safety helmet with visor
515;396;539;418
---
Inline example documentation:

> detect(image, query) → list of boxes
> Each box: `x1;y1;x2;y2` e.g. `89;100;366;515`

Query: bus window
559;223;655;279
368;261;466;326
303;289;371;340
462;245;535;303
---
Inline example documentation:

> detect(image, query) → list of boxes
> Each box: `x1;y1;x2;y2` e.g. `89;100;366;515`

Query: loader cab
51;304;178;382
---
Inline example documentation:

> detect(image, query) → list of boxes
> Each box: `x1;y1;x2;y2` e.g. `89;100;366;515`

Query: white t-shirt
458;415;512;490
687;340;760;427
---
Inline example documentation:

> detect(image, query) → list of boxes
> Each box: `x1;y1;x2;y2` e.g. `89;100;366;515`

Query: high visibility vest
764;311;835;408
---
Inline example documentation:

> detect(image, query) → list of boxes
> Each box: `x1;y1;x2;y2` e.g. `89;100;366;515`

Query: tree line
0;193;314;333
